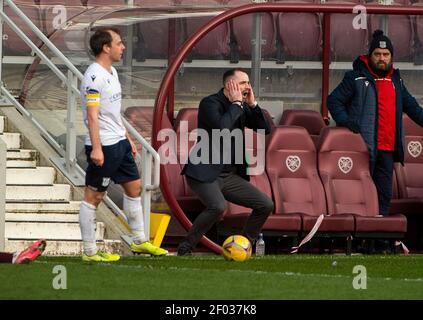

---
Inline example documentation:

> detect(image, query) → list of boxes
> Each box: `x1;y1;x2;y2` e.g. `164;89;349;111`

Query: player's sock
123;194;147;245
79;201;97;256
0;252;14;263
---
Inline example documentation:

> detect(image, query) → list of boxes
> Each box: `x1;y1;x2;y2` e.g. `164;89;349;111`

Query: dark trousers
372;150;394;216
180;172;274;249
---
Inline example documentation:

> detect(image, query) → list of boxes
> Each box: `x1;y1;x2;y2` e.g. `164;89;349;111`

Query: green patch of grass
1;255;423;299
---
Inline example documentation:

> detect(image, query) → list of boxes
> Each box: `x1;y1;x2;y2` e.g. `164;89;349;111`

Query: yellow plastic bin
118;212;171;248
149;213;171;248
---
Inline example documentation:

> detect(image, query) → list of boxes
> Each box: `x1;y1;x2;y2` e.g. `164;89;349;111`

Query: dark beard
369;59;392;77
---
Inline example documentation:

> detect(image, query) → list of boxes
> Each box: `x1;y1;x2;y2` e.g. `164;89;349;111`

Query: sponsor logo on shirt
109;92;121;103
86;88;100;107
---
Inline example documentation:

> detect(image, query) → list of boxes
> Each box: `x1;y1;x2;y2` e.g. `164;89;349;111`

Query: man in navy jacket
328;30;423;216
178;68;274;255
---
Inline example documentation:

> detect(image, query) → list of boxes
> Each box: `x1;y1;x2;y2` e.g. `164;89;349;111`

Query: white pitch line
32;260;423;282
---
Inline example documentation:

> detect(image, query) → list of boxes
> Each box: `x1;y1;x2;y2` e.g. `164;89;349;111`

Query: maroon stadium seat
395;115;423;199
124;106;155;138
411;1;423;64
124;106;165;154
261;108;276;132
175;1;230;59
318;127;407;238
173;108;205;212
174;107;198;133
279;109;326;146
390;115;423;219
266;127;316;235
34;1;88;54
227;0;276;60
37;1;86;4
389;163;423;214
2;3;43;54
174;108;198;186
391;115;423;248
86;0;127;5
135;0;215;61
267;126;354;241
134;17;173;60
106;1;175;61
137;0;175;6
40;3;87;38
321;0;368;61
155;112;186;207
275;0;322;60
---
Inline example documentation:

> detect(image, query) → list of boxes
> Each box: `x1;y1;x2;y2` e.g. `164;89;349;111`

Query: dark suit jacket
181;88;271;183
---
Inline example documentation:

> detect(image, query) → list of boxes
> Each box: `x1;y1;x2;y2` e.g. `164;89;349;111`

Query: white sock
123;194;147;244
79;201;97;256
12;252;18;264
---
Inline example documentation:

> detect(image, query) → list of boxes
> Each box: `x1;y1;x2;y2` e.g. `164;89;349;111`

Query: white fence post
0;136;6;251
66;70;78;178
141;149;152;241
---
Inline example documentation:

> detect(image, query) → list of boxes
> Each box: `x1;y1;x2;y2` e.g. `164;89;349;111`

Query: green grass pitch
1;254;423;299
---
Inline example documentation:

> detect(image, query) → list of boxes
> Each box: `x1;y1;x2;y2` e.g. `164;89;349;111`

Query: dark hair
223;68;247;85
89;27;121;57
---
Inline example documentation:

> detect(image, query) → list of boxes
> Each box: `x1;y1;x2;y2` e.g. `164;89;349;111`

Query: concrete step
6;167;56;185
6;184;71;202
4;239;121;256
7;149;37;160
0;116;4;133
6;201;81;213
0;133;21;149
7;149;37;167
7;160;37;168
6;213;79;223
5;221;105;240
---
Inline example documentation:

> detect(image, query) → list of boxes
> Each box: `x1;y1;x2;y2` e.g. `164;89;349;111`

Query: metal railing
0;0;160;241
0;137;6;251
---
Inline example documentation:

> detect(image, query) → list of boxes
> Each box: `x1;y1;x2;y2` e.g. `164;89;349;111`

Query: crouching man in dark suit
177;68;274;256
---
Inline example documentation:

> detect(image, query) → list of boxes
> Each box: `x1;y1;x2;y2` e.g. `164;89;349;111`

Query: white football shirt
81;62;126;146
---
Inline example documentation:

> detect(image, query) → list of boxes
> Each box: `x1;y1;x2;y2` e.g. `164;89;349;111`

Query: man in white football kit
79;28;167;262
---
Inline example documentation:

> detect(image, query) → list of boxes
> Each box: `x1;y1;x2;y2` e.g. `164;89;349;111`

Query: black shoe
177;243;192;256
373;240;391;254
